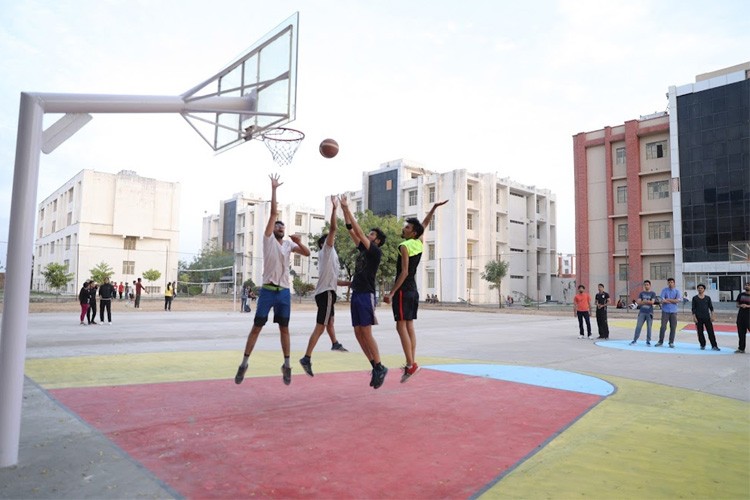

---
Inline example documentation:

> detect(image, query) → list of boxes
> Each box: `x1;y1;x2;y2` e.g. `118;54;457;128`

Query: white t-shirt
314;243;340;295
261;234;298;289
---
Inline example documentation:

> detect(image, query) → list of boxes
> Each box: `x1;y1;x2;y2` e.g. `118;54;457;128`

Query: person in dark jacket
87;281;98;324
79;281;90;325
99;277;116;324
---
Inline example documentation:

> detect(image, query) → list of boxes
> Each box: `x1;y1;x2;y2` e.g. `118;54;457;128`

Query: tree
311;209;403;300
292;276;315;302
142;269;161;286
481;259;510;308
42;263;73;294
184;243;234;294
89;261;114;284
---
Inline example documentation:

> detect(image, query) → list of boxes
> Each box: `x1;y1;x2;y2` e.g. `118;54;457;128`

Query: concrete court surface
0;307;748;499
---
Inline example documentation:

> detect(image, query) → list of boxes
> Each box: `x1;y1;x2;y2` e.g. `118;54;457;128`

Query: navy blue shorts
350;292;377;327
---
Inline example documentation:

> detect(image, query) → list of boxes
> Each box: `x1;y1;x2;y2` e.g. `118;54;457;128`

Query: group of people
425;294;440;304
233;174;448;389
574;278;749;353
77;277;177;322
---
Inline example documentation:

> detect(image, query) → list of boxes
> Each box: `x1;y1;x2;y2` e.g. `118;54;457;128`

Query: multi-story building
202;192;324;288
573;62;749;304
340;159;558;305
34;169;180;293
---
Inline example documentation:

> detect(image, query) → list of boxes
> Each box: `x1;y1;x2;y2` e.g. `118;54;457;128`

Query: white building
202;192;325;288
340;159;558;305
34;169;180;293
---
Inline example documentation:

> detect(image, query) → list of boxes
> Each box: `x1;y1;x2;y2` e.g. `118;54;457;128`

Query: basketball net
261;127;305;167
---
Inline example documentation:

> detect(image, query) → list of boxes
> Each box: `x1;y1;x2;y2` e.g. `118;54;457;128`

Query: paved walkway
1;308;748;498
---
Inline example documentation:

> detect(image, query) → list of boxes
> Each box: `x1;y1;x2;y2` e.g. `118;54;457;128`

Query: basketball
319;138;339;159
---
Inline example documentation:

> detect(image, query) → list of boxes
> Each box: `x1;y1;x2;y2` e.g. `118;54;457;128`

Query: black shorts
391;289;419;321
315;290;337;326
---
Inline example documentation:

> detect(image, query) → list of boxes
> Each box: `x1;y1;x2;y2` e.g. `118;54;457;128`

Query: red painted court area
51;369;602;498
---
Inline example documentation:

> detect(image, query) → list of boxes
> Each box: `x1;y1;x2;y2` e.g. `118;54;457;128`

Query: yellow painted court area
24;351;750;498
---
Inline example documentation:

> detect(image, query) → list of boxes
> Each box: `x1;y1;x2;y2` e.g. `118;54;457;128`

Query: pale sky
1;0;748;262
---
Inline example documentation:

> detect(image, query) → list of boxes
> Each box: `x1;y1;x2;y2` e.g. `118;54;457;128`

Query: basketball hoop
261;127;305;167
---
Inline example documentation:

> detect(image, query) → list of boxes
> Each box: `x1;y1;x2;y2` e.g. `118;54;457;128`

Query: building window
510;219;524;225
650;262;672;280
63;259;70;271
496;244;502;259
52;199;57;212
237;214;245;229
616;186;627;204
511;275;524;279
408;190;417;206
648;221;671;239
467;213;474;230
618;264;628;281
386;179;392;190
293;254;301;266
51;221;56;233
429;216;435;231
467;271;473;288
647;180;670;200
236;234;244;250
122;261;135;274
467;184;473;201
67;188;74;202
356;201;362;213
427;270;435;288
618;224;628;242
427;243;435;261
496;214;501;233
66;212;72;225
510;247;524;253
65;235;71;250
496;186;501;204
467;242;474;258
294;213;303;226
428;187;435;203
615;147;626;166
646;140;667;159
50;241;55;254
124;236;137;250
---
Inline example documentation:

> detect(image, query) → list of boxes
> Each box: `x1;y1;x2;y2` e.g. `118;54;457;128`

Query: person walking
735;282;750;354
594;283;610;340
630;280;657;345
134;278;148;308
78;281;91;325
118;281;124;300
86;281;98;324
340;193;389;389
299;196;352;378
384;199;448;383
656;278;681;348
691;284;719;351
234;174;311;386
573;285;592;339
164;282;174;311
98;277;115;324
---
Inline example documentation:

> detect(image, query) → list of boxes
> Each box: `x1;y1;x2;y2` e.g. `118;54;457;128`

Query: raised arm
421;200;449;238
264;174;283;237
289;234;311;256
326;195;337;248
339;194;368;249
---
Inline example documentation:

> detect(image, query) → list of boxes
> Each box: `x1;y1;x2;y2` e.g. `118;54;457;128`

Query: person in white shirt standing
234;174;311;386
299;196;351;377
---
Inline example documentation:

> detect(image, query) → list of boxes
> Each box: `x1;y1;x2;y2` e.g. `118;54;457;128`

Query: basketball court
2;308;747;498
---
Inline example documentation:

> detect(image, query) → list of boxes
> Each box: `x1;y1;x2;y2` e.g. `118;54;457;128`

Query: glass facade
367;169;398;216
677;78;750;262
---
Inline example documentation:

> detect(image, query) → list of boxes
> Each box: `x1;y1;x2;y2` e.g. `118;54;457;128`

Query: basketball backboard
181;12;299;153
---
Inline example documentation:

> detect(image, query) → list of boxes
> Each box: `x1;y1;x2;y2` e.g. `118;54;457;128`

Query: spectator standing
594;283;610;339
656;278;681;348
78;281;91;325
691;284;719;351
164;282;174;311
134;278;148;308
98;277;116;324
630;280;657;345
118;281;124;300
573;285;592;339
87;281;98;324
735;282;750;354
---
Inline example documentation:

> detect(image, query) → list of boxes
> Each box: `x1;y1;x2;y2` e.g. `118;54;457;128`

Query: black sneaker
234;364;248;385
711;346;720;351
299;357;314;377
655;342;663;347
372;365;388;389
700;345;706;350
331;342;349;352
281;365;292;385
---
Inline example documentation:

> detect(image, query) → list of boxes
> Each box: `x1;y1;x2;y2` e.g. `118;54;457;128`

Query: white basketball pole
0;91;256;468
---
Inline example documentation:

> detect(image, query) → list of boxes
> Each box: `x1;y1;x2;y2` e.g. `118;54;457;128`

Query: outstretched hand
289;234;302;245
433;200;449;208
330;195;338;208
269;173;283;189
339;194;349;208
